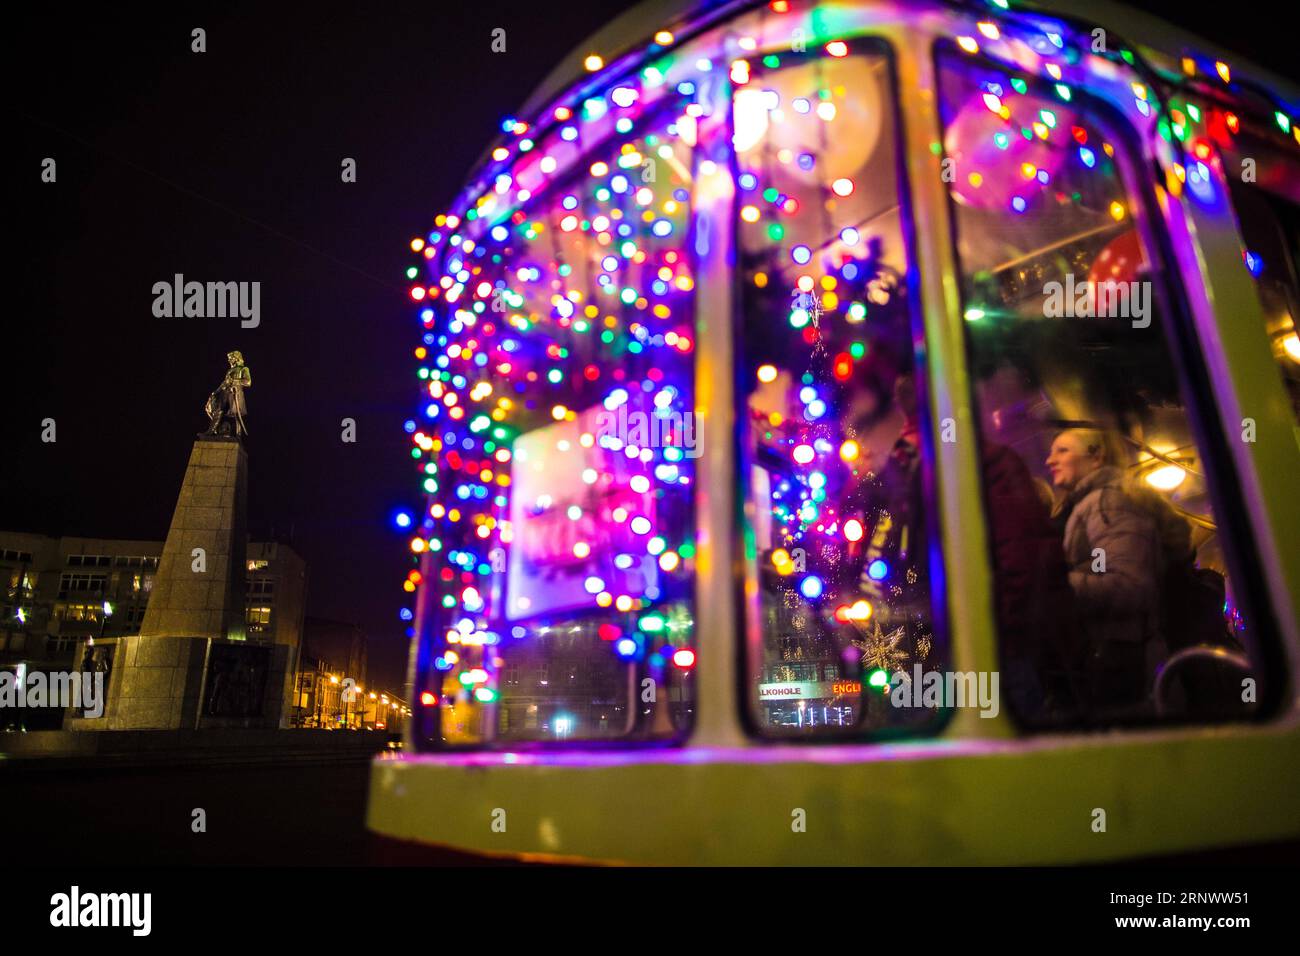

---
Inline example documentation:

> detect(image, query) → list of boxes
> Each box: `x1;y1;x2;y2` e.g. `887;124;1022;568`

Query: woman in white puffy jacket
1046;428;1189;718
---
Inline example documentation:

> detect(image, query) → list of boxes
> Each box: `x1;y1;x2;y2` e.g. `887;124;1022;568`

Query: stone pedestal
141;437;249;642
76;437;258;731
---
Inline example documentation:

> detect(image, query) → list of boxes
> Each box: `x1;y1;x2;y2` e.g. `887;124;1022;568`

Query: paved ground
4;757;378;865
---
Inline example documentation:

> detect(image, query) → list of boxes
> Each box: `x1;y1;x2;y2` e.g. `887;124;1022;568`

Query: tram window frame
733;36;953;742
411;96;704;752
933;40;1287;730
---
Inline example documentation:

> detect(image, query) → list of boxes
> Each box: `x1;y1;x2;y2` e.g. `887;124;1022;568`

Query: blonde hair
1049;427;1132;517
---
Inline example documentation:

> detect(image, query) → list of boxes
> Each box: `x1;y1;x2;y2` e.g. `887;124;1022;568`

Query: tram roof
516;0;1299;123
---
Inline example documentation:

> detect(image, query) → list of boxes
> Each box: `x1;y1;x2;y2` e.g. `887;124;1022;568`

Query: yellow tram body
370;0;1300;864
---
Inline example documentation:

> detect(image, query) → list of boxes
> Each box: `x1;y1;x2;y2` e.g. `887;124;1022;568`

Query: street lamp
91;601;113;646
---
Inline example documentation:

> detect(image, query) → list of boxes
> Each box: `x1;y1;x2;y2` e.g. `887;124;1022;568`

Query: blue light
792;244;812;265
800;576;824;600
399;608;413;621
1011;196;1027;213
394;510;413;529
1244;251;1264;276
1078;146;1096;168
491;225;508;241
615;638;639;658
840;227;860;245
868;559;889;580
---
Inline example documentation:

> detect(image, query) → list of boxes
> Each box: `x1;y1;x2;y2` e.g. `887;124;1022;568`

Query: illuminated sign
759;680;863;700
506;403;658;620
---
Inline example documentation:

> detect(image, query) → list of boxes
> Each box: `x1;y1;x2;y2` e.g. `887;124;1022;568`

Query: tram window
1228;171;1300;424
414;104;699;747
937;48;1268;728
736;43;948;738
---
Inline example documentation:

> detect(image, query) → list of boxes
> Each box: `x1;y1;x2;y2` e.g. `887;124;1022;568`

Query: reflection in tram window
938;49;1267;728
409;102;700;747
1224;138;1300;423
737;45;946;737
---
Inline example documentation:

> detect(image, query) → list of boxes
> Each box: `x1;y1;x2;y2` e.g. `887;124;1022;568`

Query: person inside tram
1045;426;1194;720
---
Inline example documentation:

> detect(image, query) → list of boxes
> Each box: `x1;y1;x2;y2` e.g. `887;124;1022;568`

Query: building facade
1;530;307;729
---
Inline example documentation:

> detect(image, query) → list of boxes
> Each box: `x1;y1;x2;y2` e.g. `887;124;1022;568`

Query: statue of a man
205;350;251;438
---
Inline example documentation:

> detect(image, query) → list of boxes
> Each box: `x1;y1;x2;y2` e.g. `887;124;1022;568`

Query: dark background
8;0;1298;692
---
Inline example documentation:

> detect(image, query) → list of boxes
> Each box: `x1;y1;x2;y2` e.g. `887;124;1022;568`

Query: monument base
68;636;292;731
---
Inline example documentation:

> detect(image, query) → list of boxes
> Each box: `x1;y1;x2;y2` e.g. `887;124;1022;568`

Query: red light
833;352;853;380
420;691;438;706
598;623;622;641
1225;112;1239;134
672;648;696;669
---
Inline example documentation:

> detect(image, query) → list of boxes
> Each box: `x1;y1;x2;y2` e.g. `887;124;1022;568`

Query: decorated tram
369;0;1300;864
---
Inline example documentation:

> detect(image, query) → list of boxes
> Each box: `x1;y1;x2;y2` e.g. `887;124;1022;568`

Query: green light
1186;103;1201;122
640;614;665;633
767;222;784;241
678;541;696;559
1276;111;1292;133
1120;49;1135;65
422;478;437;493
405;266;419;279
620;287;638;304
763;54;780;68
1039;109;1056;128
600;330;615;344
849;341;866;358
1011;77;1028;94
964;307;986;321
762;187;780;203
868;668;890;691
1054;84;1071;102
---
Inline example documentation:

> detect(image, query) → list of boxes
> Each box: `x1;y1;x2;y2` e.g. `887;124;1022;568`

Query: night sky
9;1;1297;692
